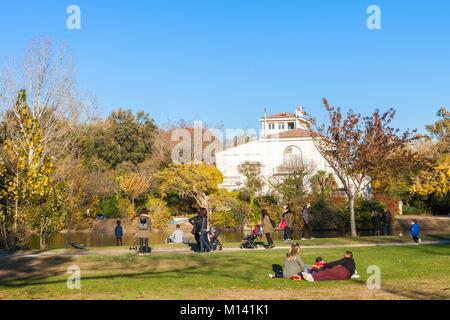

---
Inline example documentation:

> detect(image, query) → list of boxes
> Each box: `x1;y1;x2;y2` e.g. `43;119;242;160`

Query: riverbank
4;233;450;258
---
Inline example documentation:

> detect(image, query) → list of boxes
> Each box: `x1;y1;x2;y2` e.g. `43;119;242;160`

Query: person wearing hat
137;208;152;255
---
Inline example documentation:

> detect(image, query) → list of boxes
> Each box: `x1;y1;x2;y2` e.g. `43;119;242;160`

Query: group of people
258;203;315;249
188;207;213;253
269;242;358;282
370;209;393;236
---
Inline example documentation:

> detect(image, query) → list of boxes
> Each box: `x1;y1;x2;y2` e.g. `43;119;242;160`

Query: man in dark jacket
188;209;203;252
302;251;356;282
382;210;392;236
301;203;314;240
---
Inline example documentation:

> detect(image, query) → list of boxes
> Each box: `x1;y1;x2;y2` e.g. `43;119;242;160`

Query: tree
117;172;150;215
425;107;450;154
310;170;337;197
237;161;264;223
1;90;63;249
410;155;450;198
409;108;450;211
155;163;223;213
80;109;158;168
145;197;170;230
309;99;416;236
269;160;313;206
0;38;89;248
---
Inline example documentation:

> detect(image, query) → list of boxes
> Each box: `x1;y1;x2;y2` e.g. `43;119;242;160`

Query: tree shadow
0;252;265;289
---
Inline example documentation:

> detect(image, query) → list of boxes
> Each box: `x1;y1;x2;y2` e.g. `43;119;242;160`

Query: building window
268;123;275;130
288;122;295;129
278;123;285;130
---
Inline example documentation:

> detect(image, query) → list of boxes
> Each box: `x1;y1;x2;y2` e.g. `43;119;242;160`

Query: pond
26;229;374;249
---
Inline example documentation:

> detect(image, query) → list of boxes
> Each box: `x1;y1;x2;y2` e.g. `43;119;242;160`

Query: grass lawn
1;237;449;300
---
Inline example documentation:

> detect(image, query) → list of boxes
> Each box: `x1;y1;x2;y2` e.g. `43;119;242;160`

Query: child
309;257;326;274
410;219;421;244
269;242;305;280
115;220;123;246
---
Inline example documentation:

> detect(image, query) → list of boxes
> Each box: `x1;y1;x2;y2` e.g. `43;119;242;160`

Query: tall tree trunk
349;195;357;237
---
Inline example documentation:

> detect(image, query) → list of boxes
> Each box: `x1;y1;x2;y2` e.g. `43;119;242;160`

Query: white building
215;106;336;192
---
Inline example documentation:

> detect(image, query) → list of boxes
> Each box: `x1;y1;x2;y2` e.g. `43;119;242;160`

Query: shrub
98;196;122;218
402;205;432;215
311;195;347;231
209;190;247;230
145;197;170;230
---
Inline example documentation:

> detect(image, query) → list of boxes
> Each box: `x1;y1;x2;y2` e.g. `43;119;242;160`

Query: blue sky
0;0;449;133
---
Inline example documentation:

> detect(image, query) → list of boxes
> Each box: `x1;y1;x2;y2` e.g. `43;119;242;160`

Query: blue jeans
384;224;391;236
200;231;211;252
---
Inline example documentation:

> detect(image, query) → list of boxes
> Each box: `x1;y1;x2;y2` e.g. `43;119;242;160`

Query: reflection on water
27;229;360;249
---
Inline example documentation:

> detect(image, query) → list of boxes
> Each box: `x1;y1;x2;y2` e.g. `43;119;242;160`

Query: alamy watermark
367;5;382;30
66;5;81;30
366;265;381;289
67;265;81;290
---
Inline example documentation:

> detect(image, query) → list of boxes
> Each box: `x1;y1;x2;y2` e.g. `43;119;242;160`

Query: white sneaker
351;270;360;279
301;238;307;240
269;274;275;278
418;238;422;244
302;272;314;282
310;237;316;240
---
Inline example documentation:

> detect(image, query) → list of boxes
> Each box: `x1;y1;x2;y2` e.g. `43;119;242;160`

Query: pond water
27;229;374;249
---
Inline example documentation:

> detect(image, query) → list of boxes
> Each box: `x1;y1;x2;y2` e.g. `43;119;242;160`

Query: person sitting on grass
269;242;305;280
302;251;356;282
166;224;185;244
411;219;422;245
308;257;326;274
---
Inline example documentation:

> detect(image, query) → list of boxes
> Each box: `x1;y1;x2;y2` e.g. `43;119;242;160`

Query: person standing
410;219;421;244
382;210;392;236
261;209;274;248
199;208;211;253
189;210;203;252
301;203;314;240
371;211;381;236
137;208;152;255
115;220;124;246
284;206;294;241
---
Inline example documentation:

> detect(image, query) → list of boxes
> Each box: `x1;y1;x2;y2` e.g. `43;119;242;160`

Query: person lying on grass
302;251;356;282
269;242;305;280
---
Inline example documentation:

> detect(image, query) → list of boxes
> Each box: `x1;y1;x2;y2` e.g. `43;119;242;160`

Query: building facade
215;106;336;192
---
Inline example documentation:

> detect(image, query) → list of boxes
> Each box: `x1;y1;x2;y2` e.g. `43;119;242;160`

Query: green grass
1;238;450;300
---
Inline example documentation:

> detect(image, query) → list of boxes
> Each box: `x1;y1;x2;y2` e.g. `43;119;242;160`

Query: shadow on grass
0;252;269;289
351;269;450;300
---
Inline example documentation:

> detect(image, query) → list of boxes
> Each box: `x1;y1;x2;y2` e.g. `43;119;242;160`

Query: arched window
283;145;302;166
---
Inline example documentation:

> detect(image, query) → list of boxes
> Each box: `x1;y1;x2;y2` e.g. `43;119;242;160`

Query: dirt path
2;239;449;259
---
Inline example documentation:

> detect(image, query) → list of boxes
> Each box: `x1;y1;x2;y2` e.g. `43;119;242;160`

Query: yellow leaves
117;172;150;200
410;155;450;198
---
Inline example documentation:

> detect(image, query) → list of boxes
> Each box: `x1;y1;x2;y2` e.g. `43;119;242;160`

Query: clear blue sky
1;0;449;133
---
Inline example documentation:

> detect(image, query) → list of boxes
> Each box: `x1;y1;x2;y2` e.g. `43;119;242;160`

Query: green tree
310;170;337;197
81;109;158;168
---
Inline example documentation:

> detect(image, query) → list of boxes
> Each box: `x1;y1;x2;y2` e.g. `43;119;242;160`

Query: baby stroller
208;227;223;251
240;225;262;249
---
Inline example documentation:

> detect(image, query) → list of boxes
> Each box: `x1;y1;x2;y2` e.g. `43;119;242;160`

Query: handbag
279;219;287;230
